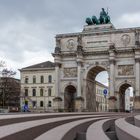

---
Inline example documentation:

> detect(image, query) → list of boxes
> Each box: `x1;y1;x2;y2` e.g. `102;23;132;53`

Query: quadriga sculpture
86;8;111;25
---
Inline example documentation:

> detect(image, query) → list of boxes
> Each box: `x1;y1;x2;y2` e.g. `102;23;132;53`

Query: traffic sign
103;89;108;96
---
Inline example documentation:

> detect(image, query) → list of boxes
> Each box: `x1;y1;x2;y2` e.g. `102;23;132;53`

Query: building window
48;101;52;107
32;101;36;107
33;76;36;83
25;77;28;83
40;76;44;83
25;89;28;96
40;101;44;107
48;75;52;83
40;88;43;96
32;89;36;96
48;88;51;96
101;90;102;94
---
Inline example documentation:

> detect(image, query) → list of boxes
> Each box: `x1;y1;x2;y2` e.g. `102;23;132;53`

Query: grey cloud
0;18;55;63
0;0;140;79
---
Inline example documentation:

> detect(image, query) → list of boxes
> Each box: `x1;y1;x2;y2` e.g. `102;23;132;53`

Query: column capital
76;38;84;56
77;61;82;66
55;63;61;67
109;59;116;65
109;43;115;50
77;60;82;97
135;41;140;46
135;58;140;63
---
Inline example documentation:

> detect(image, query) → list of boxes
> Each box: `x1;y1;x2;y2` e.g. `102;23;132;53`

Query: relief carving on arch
121;34;131;47
63;67;77;77
66;39;76;50
118;65;134;76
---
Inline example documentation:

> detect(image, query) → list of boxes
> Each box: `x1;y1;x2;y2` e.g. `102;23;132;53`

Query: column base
134;96;140;112
108;96;117;112
53;97;63;112
75;96;84;112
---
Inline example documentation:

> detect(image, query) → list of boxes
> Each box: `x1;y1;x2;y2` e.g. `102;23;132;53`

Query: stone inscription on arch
118;65;134;76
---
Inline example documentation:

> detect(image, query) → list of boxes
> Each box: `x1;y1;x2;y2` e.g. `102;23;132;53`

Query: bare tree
0;63;20;109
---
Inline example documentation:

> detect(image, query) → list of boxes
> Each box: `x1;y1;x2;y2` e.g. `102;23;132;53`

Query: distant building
96;81;108;112
125;88;134;112
125;88;131;111
20;61;55;112
130;96;134;111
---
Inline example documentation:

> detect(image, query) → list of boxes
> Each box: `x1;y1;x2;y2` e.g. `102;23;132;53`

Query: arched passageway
86;66;108;112
119;83;134;112
64;85;76;112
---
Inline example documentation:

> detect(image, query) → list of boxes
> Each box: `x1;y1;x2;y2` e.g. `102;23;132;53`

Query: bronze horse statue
86;8;111;25
92;16;99;25
86;17;93;25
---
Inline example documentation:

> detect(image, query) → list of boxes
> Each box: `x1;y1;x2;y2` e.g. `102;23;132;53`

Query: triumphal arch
53;9;140;112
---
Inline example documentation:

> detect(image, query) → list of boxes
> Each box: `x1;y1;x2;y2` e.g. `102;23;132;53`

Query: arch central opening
64;85;76;112
119;83;134;112
86;66;108;112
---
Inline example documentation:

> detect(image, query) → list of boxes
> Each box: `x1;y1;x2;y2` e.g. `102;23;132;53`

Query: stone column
108;43;117;112
134;58;140;111
109;60;115;97
53;62;62;112
52;38;63;112
134;32;140;112
75;61;84;112
115;91;120;112
75;35;84;112
55;63;60;97
108;60;116;112
135;59;140;96
77;62;82;97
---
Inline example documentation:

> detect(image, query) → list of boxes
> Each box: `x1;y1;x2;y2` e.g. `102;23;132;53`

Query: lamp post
104;95;107;112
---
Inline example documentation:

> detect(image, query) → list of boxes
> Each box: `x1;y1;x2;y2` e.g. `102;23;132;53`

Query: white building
20;61;55;112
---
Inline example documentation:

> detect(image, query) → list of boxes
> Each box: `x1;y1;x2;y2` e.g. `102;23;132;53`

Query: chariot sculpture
86;8;111;25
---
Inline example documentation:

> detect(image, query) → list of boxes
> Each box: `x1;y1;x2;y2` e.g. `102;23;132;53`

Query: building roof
95;81;108;88
20;61;55;70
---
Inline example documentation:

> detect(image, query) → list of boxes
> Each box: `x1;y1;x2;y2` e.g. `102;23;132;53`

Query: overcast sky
0;0;140;84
